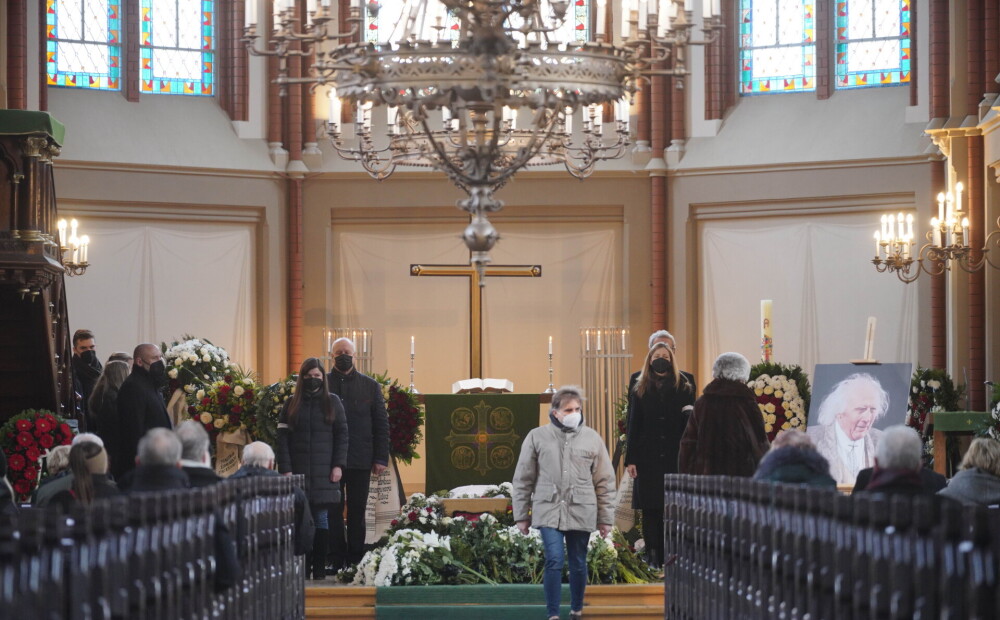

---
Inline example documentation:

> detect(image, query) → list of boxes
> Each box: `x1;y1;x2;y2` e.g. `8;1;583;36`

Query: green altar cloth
931;410;990;432
424;393;539;494
0;110;65;144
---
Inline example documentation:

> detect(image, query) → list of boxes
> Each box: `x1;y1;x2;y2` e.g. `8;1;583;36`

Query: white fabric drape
64;220;256;366
333;222;622;394
699;213;918;383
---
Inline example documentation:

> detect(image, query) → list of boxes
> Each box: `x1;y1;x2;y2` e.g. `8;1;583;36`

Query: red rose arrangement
0;409;74;501
372;372;424;465
186;370;259;444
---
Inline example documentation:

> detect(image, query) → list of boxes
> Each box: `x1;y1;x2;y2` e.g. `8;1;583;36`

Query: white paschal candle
761;300;772;360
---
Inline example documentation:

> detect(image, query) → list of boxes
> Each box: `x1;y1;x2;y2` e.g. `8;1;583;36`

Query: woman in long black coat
277;357;349;580
625;342;695;569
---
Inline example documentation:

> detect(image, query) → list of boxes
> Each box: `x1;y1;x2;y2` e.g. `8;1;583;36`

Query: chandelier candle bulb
596;0;607;35
57;219;67;247
685;0;693;10
80;236;89;264
638;0;648;33
387;107;399;134
712;0;721;16
906;213;913;239
70;218;78;240
937;193;945;222
874;231;881;258
564;107;573;135
931;218;941;246
962;217;970;246
585;329;590;352
702;0;712;18
887;214;895;240
955;182;963;212
621;329;626;350
328;90;342;131
896;213;904;242
245;0;256;27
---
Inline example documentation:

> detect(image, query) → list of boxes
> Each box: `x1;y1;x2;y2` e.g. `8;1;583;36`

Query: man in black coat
177;420;222;487
231;441;314;556
113;343;172;480
71;329;102;425
326;337;389;569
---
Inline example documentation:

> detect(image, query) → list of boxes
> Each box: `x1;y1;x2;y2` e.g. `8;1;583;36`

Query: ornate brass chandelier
873;182;1000;283
245;0;722;271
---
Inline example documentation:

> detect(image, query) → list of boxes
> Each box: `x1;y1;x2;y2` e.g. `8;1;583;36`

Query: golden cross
410;262;542;379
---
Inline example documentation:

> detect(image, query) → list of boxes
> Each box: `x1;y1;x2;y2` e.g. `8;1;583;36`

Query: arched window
739;0;910;96
835;0;910;89
46;0;123;91
139;0;215;95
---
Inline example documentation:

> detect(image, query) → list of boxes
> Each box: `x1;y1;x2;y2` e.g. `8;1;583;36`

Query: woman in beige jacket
513;386;616;620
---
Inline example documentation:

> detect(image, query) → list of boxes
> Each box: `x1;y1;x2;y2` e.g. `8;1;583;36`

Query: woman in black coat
87;360;130;448
277;358;349;580
624;342;695;569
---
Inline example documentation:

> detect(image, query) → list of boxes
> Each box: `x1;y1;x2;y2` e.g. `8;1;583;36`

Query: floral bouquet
162;336;232;395
905;367;962;440
187;369;259;444
0;409;74;501
747;362;811;441
977;382;1000;441
252;375;296;448
371;371;424;465
342;491;657;586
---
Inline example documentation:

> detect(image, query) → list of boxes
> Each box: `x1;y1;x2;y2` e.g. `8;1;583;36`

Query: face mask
334;354;354;372
148;360;167;384
80;349;98;366
303;377;324;392
651;358;671;374
561;412;582;429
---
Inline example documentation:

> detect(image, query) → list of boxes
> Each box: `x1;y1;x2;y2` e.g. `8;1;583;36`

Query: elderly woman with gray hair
679;352;770;477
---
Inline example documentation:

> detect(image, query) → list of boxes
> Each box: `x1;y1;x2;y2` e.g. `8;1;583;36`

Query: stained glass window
739;0;815;94
140;0;215;95
366;0;589;46
46;0;122;90
835;0;910;89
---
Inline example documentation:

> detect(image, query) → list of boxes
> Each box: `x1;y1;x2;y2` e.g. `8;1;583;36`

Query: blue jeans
539;527;589;617
311;504;329;530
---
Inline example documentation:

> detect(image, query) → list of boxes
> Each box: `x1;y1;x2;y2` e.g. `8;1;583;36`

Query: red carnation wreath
0;409;74;502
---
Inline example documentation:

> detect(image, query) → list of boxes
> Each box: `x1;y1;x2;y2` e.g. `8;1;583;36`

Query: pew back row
663;475;998;620
0;475;306;620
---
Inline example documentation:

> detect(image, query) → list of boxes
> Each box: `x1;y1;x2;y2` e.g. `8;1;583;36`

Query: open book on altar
451;378;514;394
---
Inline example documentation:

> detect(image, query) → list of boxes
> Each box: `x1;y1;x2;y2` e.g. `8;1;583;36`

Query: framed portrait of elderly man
805;363;912;485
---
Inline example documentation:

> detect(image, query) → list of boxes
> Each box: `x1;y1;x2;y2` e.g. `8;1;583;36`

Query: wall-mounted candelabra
872;182;1000;283
56;218;90;277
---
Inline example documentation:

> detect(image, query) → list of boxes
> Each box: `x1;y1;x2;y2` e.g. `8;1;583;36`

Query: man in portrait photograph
806;372;889;485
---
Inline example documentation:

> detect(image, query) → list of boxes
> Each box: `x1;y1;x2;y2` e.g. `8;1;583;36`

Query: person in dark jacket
937;437;1000;506
753;430;837;489
851;462;947;495
626;330;697;397
50;440;120;510
177;420;223;487
71;329;102;424
0;449;17;515
87;360;129;447
279;358;349;579
679;352;770;477
624;342;696;569
855;425;938;497
326;338;389;570
113;344;172;480
232;441;315;556
124;428;190;493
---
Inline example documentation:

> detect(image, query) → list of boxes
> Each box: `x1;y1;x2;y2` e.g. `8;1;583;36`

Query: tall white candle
931;218;941;247
245;0;256;26
585;329;590;351
596;0;606;36
548;336;553;355
874;231;880;258
702;0;712;18
326;330;332;356
596;330;601;351
955;181;963;213
638;0;647;31
57;219;67;247
937;193;945;222
80;236;89;263
962;217;970;246
621;329;626;350
761;300;773;362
